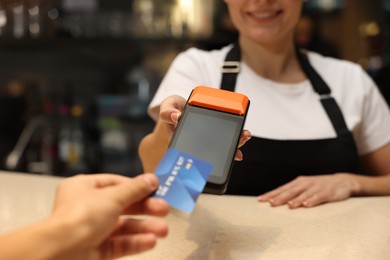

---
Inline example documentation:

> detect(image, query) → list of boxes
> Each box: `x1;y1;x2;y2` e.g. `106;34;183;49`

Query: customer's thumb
108;174;158;209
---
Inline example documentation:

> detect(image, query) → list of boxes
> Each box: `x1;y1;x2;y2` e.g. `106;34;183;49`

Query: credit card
153;148;213;213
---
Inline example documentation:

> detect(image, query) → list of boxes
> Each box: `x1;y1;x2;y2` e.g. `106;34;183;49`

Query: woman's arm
139;119;171;172
139;95;186;172
258;142;390;208
355;142;390;195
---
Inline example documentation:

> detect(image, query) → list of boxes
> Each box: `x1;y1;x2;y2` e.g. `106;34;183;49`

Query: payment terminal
168;86;250;194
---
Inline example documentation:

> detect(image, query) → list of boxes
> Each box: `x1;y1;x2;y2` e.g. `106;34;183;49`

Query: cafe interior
0;1;390;259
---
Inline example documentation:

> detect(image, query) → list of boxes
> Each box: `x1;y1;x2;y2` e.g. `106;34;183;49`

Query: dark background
0;0;389;177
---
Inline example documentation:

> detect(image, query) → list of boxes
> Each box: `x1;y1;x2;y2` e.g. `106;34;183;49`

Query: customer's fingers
111;218;168;238
124;198;170;216
104;174;159;210
89;174;137;188
103;233;158;259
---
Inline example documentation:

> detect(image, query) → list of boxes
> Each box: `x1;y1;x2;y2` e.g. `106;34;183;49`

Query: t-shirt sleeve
354;67;390;155
148;48;208;121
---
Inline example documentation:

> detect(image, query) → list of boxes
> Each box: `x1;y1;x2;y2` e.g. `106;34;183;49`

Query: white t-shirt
149;45;390;156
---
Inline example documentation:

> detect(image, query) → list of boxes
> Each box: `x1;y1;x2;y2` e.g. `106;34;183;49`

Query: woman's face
225;0;304;45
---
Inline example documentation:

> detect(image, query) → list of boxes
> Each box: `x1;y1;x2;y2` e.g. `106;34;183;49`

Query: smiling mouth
249;10;282;20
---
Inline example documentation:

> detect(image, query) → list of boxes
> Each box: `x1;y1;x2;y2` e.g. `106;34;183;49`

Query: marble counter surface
1;172;389;260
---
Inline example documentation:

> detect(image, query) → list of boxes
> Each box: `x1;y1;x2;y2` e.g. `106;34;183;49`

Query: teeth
253;13;275;18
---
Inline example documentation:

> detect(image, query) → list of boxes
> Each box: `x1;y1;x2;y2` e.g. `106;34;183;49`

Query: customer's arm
0;173;169;260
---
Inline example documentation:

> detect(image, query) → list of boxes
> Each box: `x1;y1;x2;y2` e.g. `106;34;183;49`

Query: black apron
221;44;359;195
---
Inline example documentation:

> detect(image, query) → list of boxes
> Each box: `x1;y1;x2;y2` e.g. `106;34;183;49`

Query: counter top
1;172;390;260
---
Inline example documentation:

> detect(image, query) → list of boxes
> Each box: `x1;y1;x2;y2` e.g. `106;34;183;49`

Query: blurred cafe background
0;0;389;177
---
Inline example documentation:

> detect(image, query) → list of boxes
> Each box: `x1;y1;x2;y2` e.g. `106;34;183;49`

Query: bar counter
1;172;389;260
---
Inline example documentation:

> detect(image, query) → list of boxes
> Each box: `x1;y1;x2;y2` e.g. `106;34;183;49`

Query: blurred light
29;23;40;35
179;0;193;12
304;0;344;11
171;0;213;39
318;0;336;11
48;8;59;20
0;10;6;27
359;21;381;37
28;5;39;16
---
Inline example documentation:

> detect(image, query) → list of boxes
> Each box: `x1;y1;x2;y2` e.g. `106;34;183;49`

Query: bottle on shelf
66;103;88;174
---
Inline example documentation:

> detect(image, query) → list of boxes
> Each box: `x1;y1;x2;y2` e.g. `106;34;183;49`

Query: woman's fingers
159;95;186;124
258;175;354;209
234;130;251;161
159;95;186;140
237;130;251;148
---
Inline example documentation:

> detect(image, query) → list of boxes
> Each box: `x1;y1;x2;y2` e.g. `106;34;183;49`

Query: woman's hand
159;95;186;140
235;130;251;161
158;95;251;161
257;173;360;208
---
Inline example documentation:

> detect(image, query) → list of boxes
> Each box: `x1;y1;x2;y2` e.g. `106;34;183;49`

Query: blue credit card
153;148;213;213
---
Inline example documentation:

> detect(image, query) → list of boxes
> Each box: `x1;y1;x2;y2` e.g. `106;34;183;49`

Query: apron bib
220;44;359;195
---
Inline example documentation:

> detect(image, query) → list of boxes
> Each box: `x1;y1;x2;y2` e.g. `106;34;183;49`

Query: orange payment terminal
169;86;250;194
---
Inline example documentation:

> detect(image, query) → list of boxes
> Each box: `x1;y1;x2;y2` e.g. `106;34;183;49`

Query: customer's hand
49;173;169;260
159;95;251;161
257;173;360;208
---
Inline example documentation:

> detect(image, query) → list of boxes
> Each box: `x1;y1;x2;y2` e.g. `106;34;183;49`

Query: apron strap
220;43;352;138
221;43;241;92
296;50;351;137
